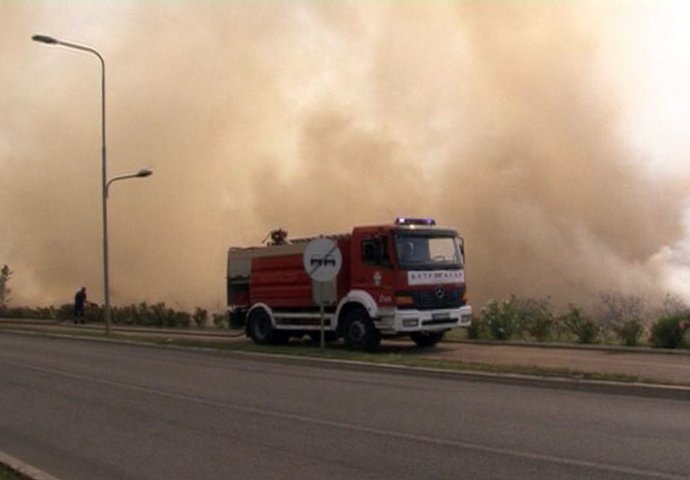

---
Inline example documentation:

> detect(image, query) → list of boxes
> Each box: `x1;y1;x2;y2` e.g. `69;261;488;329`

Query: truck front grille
398;288;463;311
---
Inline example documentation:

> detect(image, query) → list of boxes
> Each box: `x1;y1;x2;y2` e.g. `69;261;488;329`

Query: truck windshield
394;233;463;270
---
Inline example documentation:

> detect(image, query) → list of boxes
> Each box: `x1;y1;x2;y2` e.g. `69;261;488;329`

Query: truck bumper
376;305;473;335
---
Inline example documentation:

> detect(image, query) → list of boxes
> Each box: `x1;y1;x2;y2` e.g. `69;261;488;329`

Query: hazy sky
2;1;690;311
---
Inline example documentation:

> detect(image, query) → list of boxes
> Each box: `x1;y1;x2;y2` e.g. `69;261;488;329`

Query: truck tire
343;308;381;352
411;331;445;348
249;309;287;345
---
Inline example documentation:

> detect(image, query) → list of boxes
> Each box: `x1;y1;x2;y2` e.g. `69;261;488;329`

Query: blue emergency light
394;217;436;226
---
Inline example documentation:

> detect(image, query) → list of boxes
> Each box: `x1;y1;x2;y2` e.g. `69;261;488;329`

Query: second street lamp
105;167;153;333
107;168;154;197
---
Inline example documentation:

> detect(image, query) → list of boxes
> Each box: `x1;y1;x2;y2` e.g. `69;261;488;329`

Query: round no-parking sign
303;238;342;283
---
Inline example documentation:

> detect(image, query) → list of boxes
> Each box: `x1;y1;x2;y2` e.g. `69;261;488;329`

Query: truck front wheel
249;309;287;345
411;331;445;348
343;309;381;352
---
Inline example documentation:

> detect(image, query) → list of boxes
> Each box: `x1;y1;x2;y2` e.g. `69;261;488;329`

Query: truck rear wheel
343;309;381;352
249;309;287;345
411;331;445;348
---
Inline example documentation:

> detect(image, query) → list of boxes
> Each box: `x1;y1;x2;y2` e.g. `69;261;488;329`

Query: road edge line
218;349;690;401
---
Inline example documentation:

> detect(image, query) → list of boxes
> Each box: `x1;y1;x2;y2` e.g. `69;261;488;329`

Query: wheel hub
349;321;366;342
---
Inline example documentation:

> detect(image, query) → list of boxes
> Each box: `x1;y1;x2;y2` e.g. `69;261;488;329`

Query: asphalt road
0;332;688;480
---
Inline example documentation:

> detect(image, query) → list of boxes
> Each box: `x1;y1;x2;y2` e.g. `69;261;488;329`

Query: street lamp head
136;168;153;178
32;34;58;45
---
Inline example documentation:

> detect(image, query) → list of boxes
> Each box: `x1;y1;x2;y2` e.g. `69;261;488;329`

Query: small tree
513;296;553;342
615;319;644;347
596;291;645;341
0;264;12;308
212;312;228;329
193;307;208;328
561;305;599;344
650;313;690;349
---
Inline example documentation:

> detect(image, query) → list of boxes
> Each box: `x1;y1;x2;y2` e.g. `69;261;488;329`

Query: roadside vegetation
0;265;11;310
468;292;690;350
1;268;687;390
0;464;25;480
0;263;688;351
0;302;227;329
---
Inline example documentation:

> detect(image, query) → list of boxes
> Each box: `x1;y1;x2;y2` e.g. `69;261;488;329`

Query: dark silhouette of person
74;287;87;323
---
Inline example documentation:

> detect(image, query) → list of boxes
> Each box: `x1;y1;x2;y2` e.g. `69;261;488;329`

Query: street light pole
32;34;113;334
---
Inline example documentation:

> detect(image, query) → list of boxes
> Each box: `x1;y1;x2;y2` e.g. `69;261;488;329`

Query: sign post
303;238;342;348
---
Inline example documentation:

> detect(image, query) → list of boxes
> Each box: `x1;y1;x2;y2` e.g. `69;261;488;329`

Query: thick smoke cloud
1;2;689;310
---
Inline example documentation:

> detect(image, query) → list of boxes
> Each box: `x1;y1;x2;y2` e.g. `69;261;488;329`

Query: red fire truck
226;218;472;351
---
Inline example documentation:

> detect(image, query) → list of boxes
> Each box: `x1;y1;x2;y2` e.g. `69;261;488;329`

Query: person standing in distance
74;287;87;324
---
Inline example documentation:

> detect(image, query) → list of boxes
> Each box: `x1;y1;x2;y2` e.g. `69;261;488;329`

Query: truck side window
362;239;377;264
362;237;391;267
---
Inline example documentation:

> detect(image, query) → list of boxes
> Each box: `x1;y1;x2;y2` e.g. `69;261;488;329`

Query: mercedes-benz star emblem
434;285;445;299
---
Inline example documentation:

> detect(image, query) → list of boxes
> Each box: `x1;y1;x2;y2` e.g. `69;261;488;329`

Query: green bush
467;314;488;339
1;305;57;320
560;306;599;344
193;307;208;328
54;303;103;322
1;462;24;480
596;291;644;339
57;304;74;320
513;296;553;342
614;318;644;347
1;300;220;330
481;299;518;341
112;303;152;325
85;304;103;323
212;312;228;329
149;303;191;328
110;302;188;328
476;296;554;342
649;313;690;349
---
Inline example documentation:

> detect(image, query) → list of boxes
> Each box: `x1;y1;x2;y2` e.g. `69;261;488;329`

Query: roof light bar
394;217;436;226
